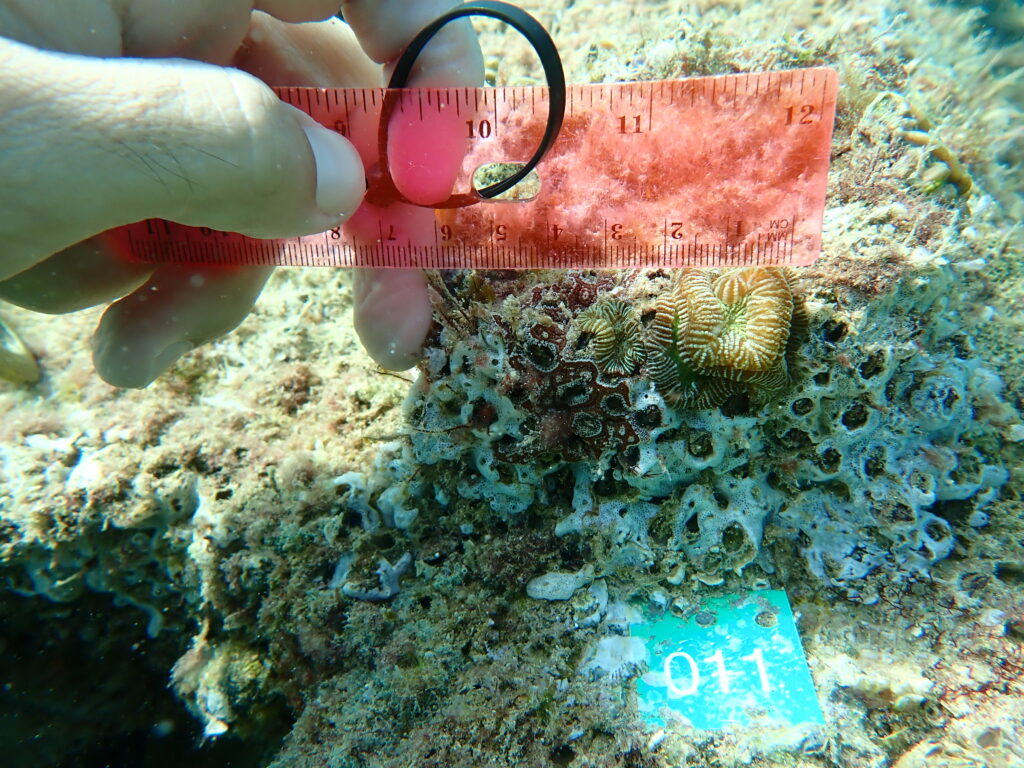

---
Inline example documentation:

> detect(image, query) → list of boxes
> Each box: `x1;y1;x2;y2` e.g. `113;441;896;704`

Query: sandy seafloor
2;1;1023;766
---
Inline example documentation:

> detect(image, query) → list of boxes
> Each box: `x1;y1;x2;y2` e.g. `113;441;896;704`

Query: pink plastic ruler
112;67;837;269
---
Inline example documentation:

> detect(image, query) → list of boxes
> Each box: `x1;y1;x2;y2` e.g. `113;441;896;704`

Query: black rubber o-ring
368;0;565;208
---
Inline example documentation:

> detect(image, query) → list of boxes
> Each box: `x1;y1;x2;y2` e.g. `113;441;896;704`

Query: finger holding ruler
108;3;837;270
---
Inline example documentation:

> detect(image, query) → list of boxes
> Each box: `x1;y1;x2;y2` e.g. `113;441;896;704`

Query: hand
0;0;482;387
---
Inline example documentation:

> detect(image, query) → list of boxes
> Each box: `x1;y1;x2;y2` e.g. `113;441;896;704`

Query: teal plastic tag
632;590;823;730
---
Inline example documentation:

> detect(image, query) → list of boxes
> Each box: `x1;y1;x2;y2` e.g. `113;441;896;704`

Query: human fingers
232;11;380;88
341;0;483;86
91;264;273;389
0;35;364;283
0;1;344;62
352;267;434;371
0;6;364;388
341;1;484;370
343;0;484;204
115;0;346;61
0;236;276;389
233;12;433;371
87;13;375;388
0;241;153;314
237;7;475;371
253;0;344;24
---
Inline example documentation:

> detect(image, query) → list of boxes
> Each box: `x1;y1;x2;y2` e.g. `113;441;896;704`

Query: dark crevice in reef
0;591;288;768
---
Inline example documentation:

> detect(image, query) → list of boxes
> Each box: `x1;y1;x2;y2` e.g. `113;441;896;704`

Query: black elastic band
367;0;565;208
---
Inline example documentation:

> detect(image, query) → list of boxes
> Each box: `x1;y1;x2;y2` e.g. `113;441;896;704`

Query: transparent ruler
111;67;837;269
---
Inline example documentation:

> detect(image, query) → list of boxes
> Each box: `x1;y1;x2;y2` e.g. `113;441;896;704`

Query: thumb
0;36;364;281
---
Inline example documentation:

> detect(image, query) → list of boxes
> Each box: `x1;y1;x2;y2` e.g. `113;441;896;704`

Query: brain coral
648;266;807;407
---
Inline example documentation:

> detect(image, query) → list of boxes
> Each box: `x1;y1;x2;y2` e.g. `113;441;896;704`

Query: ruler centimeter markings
112;67;837;269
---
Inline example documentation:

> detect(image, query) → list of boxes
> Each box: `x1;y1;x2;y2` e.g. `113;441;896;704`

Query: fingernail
301;122;366;220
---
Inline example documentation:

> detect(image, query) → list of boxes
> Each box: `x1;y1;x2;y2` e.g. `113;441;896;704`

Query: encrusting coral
648;266;806;407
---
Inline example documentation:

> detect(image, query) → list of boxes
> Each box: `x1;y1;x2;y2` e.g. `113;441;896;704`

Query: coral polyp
680;268;795;372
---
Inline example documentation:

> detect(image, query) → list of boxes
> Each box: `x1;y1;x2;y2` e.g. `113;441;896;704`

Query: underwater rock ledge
1;0;1023;766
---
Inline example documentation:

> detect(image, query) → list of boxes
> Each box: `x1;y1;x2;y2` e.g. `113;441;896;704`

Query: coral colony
337;259;1010;597
647;267;806;408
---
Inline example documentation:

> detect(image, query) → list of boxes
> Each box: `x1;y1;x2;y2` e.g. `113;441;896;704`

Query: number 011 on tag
631;590;824;730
